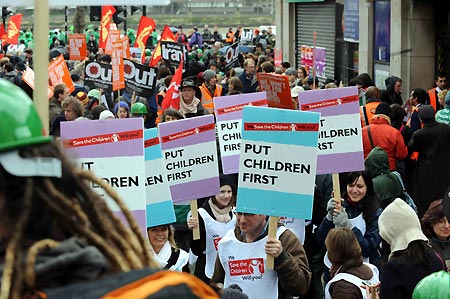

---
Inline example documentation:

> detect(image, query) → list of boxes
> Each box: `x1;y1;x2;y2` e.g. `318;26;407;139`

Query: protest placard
105;30;120;55
299;86;364;174
60;118;147;234
84;61;112;93
22;66;53;98
237;106;320;219
144;128;176;227
214;92;268;174
124;59;158;97
158;115;220;203
48;55;74;93
68;34;87;61
160;41;187;71
257;72;294;109
111;40;125;91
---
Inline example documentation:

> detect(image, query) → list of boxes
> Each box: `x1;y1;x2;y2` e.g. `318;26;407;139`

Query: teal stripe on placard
236;188;314;219
144;144;163;160
146;201;176;228
241;106;320;147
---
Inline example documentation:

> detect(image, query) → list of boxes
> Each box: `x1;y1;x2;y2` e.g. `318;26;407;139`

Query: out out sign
225;44;239;64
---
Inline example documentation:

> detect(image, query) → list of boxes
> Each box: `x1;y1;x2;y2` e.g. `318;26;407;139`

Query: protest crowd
1;6;450;299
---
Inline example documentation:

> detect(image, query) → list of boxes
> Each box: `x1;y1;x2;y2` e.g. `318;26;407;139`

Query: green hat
413;271;450;299
0;79;52;153
88;89;101;100
130;102;148;115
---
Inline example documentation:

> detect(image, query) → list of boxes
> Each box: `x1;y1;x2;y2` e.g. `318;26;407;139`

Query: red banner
134;16;156;49
216;99;267;115
6;14;22;45
99;6;116;49
144;137;160;148
300;95;359;111
63;129;143;148
244;122;319;132
161;56;183;110
161;123;215;143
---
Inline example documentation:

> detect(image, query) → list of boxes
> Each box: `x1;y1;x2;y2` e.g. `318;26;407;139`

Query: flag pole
34;0;50;132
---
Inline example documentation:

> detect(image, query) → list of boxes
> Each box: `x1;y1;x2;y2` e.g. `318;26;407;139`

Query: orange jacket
155;90;165;124
360;101;381;127
199;83;222;114
225;31;234;43
427;88;438;111
362;116;408;171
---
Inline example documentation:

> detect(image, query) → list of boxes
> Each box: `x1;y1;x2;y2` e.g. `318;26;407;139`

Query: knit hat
291;86;304;98
203;69;217;82
374;102;392;119
99;110;115;120
76;91;89;106
445;91;450;105
418;105;435;123
222;285;248;299
114;101;130;115
88;89;101;100
285;67;297;76
379;198;428;256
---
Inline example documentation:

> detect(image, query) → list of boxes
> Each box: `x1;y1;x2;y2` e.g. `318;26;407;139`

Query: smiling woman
147;224;190;272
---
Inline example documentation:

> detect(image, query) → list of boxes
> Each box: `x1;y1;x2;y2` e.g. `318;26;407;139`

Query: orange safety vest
155;90;165;124
360;101;381;127
199;83;222;114
427;88;438;111
406;106;419;127
225;32;234;43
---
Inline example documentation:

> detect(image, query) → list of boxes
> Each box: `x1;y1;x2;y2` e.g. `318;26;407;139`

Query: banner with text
124;59;158;97
84;61;113;94
158;115;220;203
257;72;294;110
60;118;147;234
237;106;320;219
160;41;187;72
68;34;87;60
299;86;364;174
144;128;176;227
48;55;74;93
214;92;268;174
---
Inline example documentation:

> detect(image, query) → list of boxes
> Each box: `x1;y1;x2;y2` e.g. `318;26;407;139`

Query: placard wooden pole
131;91;137;105
190;199;200;240
34;0;50;132
332;173;341;210
266;216;279;270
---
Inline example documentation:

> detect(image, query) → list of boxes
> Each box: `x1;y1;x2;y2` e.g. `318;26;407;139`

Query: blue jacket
317;200;382;265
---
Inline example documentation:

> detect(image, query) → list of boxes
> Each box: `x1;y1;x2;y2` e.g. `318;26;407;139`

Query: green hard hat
413;271;450;299
130;102;148;115
0;79;52;153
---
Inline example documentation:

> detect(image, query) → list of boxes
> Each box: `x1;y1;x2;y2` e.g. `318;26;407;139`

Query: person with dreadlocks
0;78;219;299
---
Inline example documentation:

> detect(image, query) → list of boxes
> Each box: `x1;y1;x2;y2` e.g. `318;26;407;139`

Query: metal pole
142;6;146;17
124;7;127;33
64;6;68;42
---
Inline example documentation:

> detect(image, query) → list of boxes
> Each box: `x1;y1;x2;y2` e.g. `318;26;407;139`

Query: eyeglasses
234;211;255;218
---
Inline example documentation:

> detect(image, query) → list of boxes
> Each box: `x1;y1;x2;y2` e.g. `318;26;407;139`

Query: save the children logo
228;258;264;281
63;129;142;148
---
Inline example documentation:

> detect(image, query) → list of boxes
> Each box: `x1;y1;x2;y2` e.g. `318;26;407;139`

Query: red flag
149;25;176;67
6;14;22;45
99;6;116;50
134;16;156;49
161;57;183;110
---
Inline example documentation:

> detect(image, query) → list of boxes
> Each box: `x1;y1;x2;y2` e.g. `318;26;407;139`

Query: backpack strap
164;248;181;270
362;105;369;126
367;126;375;149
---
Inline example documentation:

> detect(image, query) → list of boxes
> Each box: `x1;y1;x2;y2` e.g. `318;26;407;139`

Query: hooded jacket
365;147;403;208
362;116;408;171
380;76;403;105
